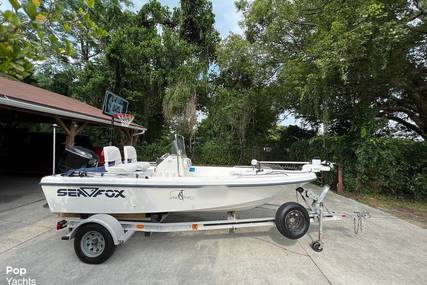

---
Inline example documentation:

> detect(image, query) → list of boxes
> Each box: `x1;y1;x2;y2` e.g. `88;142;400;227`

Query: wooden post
337;163;343;193
67;124;77;147
55;118;87;147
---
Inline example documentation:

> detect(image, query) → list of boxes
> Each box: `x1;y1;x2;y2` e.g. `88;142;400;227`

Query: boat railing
254;159;334;173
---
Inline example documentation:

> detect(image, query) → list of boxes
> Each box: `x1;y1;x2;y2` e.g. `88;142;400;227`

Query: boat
40;135;331;215
40;135;370;264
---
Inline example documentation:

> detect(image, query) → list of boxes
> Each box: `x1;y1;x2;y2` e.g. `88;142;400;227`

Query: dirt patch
341;193;427;229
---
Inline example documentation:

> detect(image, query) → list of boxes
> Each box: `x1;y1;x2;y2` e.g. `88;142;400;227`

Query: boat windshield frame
171;134;187;157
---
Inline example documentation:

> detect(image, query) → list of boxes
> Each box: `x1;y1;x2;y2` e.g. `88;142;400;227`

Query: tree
1;0;52;78
0;0;107;79
238;0;427;139
58;0;132;64
195;34;278;162
162;0;220;144
179;0;219;63
79;0;220;142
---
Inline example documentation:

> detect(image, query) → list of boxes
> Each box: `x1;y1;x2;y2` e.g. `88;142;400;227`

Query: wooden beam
55;118;82;147
54;118;89;147
67;123;78;147
75;122;88;135
55;117;71;135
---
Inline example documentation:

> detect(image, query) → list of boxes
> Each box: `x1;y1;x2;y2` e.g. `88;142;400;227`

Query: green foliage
0;1;41;78
267;125;316;160
239;0;427;138
179;0;220;62
355;138;427;199
194;34;280;163
28;0;220;144
162;35;205;138
0;0;115;79
137;130;172;161
193;140;240;165
290;137;427;200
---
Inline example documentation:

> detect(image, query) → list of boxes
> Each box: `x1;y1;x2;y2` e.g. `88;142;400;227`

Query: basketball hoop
113;113;135;127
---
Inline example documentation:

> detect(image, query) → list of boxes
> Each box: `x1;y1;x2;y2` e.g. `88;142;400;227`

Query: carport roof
0;76;146;131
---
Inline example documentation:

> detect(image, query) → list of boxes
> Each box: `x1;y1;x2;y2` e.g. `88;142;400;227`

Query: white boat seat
123;146;150;171
103;146;137;173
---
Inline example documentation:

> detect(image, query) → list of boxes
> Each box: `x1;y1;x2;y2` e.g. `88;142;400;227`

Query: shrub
192;140;240;165
289;136;427;200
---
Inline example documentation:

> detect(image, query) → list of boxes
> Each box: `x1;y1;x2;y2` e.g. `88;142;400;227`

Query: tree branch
380;113;424;137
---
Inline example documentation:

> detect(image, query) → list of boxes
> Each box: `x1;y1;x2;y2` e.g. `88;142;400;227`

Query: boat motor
57;146;99;173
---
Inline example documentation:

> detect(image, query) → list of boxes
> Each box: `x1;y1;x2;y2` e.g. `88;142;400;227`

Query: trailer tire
74;223;116;264
275;202;310;239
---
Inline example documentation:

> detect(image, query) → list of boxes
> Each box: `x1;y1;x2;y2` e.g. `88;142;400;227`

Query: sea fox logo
57;187;125;198
169;189;194;201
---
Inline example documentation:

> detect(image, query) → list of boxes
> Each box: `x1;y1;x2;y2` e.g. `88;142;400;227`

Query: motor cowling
57;146;98;173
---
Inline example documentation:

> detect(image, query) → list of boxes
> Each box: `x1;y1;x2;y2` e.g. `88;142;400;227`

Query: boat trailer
56;185;369;264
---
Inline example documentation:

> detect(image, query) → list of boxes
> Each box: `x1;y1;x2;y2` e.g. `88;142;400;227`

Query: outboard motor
57;146;99;173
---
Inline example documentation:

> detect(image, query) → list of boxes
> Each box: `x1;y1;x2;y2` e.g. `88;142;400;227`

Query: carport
0;76;145;176
0;76;145;147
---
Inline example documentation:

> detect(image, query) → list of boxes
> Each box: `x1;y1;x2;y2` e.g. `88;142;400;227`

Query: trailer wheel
74;223;116;264
275;202;310;239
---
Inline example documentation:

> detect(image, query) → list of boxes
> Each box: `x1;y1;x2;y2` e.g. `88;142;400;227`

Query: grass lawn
341;192;427;229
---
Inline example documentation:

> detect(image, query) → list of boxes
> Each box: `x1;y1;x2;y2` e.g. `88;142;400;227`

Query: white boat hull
40;170;316;214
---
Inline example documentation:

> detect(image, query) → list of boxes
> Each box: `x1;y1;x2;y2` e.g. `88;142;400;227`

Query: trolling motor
252;158;334;173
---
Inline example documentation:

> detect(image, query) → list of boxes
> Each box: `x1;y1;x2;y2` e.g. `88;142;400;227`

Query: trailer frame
56;186;369;264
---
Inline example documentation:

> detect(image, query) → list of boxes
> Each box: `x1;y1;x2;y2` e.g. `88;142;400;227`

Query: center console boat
40;135;330;215
40;135;368;264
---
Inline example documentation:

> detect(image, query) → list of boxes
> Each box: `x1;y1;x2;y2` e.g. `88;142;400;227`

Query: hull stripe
40;178;315;188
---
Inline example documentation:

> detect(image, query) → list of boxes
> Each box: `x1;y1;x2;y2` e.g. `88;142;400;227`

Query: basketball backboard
102;91;129;116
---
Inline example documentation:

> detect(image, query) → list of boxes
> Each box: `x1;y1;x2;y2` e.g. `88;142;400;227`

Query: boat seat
123;146;151;171
103;146;137;173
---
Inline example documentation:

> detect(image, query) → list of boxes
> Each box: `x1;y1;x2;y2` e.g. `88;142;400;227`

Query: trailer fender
68;214;124;245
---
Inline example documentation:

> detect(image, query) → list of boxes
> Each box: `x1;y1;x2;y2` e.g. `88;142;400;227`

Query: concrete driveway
0;177;426;285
